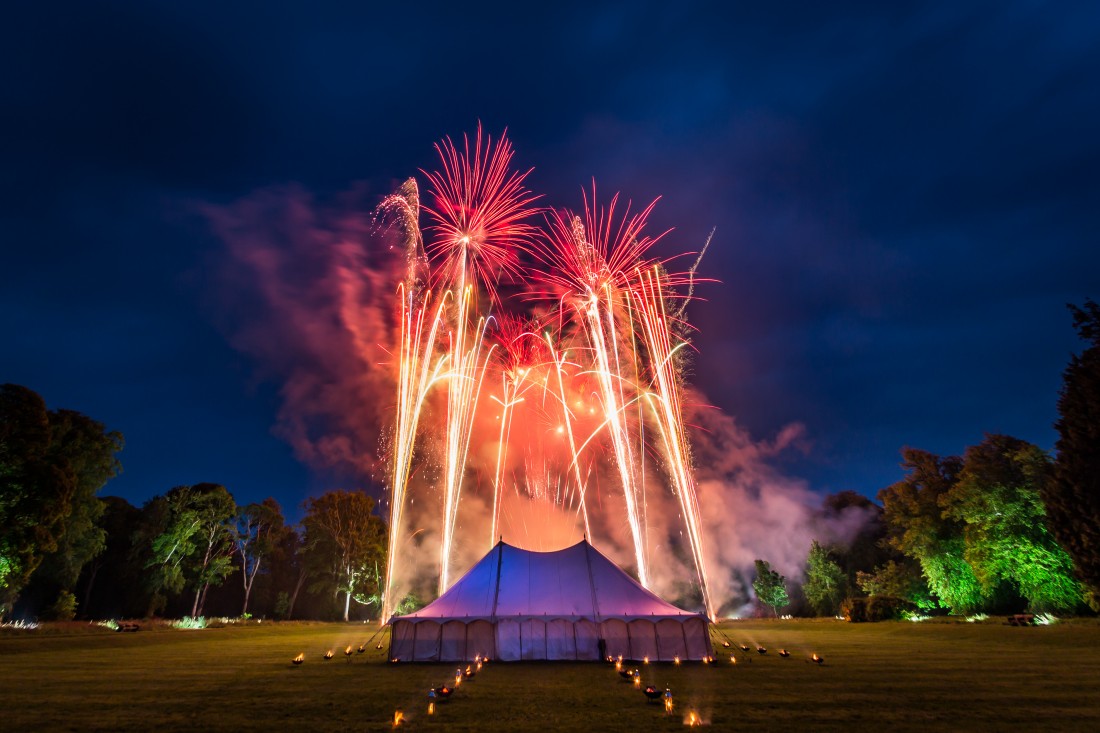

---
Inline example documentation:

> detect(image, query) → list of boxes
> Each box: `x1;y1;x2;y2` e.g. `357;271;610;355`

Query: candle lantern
664;688;674;715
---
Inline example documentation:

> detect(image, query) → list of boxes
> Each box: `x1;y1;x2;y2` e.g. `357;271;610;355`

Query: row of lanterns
291;640;385;665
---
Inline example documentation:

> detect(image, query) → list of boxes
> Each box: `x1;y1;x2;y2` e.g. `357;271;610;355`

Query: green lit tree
139;484;236;617
803;541;847;616
301;490;387;621
879;449;988;613
944;434;1083;612
1047;300;1100;609
752;559;789;617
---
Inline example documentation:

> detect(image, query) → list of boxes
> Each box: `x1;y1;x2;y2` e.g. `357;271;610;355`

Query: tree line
3;301;1099;622
753;301;1100;619
0;383;391;622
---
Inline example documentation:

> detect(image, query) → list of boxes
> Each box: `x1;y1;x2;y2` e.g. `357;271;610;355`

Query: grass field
2;618;1099;731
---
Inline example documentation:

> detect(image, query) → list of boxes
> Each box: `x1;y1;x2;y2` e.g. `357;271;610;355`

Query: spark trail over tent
380;127;716;623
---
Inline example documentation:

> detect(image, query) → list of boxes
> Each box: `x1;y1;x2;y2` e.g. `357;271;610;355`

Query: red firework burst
529;183;691;304
422;125;541;300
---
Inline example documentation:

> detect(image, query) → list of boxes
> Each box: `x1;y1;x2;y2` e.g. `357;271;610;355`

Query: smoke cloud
207;184;873;615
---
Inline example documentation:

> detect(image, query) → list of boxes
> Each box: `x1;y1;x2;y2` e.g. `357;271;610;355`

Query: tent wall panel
574;620;600;660
411;621;442;662
466;620;495;660
655;618;688;661
683;617;712;659
390;620;417;661
439;620;468;661
545;619;577;660
601;619;630;659
627;619;659;661
520;620;547;661
496;619;522;662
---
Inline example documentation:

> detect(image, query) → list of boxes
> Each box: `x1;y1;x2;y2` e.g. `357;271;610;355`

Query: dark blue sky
2;1;1098;516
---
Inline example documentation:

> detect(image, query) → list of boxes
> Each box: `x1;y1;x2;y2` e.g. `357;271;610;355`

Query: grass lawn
2;618;1099;731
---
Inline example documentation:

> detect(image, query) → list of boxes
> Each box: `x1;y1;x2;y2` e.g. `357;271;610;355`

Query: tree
34;409;123;618
139;484;236;617
301;490;387;621
1048;300;1100;608
234;498;288;616
752;559;789;617
944;434;1083;612
857;558;935;610
180;484;237;617
803;541;847;616
879;449;988;613
0;385;72;616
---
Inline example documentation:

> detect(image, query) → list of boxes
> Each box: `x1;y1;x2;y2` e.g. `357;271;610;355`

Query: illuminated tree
944;434;1083;612
752;559;789;617
301;490;387;621
1047;300;1100;609
803;541;847;616
140;484;236;617
879;449;988;613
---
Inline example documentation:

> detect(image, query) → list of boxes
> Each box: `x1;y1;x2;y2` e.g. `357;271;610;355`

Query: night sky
3;1;1098;518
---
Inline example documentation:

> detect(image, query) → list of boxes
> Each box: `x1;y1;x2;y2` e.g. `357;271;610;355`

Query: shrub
866;595;916;621
841;596;868;622
47;591;77;622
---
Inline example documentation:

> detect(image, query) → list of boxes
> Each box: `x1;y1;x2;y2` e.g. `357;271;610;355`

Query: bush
841;595;916;622
866;595;916;621
47;591;77;622
841;597;868;622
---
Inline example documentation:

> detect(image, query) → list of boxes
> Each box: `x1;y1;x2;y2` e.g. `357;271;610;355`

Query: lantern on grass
345;646;354;660
739;644;750;652
464;664;476;679
643;656;649;665
292;653;305;665
685;710;701;727
633;670;641;688
455;669;463;687
357;645;365;654
757;646;767;655
664;688;674;715
812;653;824;665
392;709;405;727
376;643;383;650
722;641;731;648
674;656;681;666
323;650;334;660
729;655;736;665
427;688;437;715
778;649;790;658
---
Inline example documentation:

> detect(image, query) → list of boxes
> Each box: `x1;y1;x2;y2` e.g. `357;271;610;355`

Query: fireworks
380;129;717;621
